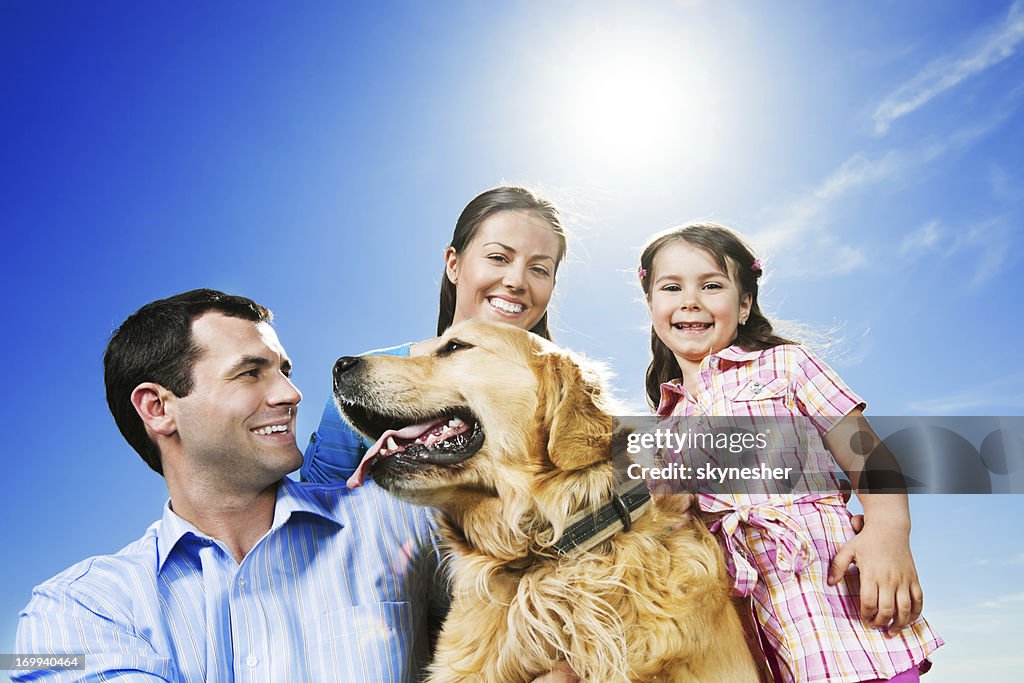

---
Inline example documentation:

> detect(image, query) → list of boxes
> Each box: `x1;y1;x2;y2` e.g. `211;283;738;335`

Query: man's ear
130;382;177;437
444;246;460;284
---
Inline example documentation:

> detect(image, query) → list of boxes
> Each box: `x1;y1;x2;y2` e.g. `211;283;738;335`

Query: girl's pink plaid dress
657;344;942;682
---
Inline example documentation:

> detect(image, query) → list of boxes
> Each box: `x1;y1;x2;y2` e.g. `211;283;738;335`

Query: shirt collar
714;345;764;363
156;478;343;572
655;380;684;416
655;346;764;416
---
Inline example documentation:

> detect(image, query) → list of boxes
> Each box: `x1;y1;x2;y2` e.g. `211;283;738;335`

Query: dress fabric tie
703;493;845;596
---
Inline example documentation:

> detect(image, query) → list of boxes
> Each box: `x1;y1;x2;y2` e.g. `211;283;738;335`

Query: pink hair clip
638;267;648;280
751;258;764;272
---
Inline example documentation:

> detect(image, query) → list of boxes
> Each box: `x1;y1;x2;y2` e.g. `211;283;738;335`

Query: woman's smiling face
445;210;561;331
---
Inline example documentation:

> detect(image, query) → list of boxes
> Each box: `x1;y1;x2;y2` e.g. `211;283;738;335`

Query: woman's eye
531;266;551;277
487;254;509;264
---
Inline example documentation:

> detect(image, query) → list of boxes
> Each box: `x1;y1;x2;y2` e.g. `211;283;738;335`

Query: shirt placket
227;542;275;683
197;542;235;683
692;354;720;426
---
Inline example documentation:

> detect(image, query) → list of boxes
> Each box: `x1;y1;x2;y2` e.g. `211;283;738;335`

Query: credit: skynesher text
628;463;794;483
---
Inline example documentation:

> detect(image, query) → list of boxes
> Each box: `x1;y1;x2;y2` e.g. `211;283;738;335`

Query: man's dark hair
103;289;272;474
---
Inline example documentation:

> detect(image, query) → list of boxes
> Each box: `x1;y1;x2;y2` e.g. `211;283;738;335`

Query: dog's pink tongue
346;419;446;488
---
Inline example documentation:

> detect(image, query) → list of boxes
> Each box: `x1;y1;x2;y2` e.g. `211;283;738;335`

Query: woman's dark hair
437;186;567;339
103;289;272;475
638;223;796;408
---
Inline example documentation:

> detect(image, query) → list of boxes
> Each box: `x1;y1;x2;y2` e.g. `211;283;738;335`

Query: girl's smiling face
648;240;752;375
445;210;561;331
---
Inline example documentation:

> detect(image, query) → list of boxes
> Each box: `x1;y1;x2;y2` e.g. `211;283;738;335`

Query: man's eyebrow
482;242;555;263
225;355;272;375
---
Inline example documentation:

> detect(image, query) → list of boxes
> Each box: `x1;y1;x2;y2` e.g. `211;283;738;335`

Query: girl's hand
824;410;923;636
827;519;924;636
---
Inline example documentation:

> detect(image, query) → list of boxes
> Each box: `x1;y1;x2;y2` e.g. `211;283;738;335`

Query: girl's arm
822;408;925;636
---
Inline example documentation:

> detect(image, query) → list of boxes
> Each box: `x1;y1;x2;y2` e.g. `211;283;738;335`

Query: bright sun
547;26;729;178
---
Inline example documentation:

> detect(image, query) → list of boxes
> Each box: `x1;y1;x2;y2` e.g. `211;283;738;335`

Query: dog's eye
438;338;474;356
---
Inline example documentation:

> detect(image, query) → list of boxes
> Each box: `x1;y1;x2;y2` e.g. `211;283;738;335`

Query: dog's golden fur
336;321;760;682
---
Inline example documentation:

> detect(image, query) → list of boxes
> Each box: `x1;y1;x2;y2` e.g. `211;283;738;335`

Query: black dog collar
551;479;652;557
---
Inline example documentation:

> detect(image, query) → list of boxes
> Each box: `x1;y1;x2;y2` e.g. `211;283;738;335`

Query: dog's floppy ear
541;353;613;471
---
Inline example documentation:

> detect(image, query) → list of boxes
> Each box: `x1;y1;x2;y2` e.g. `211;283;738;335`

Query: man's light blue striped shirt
14;478;440;682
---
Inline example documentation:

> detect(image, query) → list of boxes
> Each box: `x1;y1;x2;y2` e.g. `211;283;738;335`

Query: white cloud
873;1;1024;134
907;371;1024;413
987;164;1024;202
978;592;1024;609
965;231;1010;289
900;221;942;255
751;144;947;276
746;39;1019;284
898;217;1016;289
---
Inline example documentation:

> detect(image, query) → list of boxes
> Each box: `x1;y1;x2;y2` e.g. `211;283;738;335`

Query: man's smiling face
170;312;303;488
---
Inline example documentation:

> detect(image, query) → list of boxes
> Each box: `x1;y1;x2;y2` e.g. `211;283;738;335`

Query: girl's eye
703;283;723;290
661;284;681;292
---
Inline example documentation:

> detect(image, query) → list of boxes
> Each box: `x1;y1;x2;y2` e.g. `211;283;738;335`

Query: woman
302;185;568;484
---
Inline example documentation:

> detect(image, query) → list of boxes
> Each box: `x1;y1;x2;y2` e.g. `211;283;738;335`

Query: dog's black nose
333;356;361;387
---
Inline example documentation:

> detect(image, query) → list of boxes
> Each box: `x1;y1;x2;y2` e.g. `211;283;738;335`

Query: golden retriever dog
333;320;760;682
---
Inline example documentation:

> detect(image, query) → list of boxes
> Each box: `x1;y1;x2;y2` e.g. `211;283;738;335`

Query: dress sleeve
790;346;866;436
14;579;175;682
300;343;413;484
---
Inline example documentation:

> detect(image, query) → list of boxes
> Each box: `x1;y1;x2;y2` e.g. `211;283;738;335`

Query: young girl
638;223;942;682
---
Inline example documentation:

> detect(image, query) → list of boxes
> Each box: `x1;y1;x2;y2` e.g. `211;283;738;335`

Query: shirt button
245;655;258;668
238;578;247;588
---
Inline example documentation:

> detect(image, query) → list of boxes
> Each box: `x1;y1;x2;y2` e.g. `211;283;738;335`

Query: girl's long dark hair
639;223;796;409
437;186;567;339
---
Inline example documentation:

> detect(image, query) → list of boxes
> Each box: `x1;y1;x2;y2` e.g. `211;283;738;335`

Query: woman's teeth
252;424;289;435
489;298;524;314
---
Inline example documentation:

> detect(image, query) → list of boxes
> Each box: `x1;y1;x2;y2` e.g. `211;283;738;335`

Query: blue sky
3;1;1023;678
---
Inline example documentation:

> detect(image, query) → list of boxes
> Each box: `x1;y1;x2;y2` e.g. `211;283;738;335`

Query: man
14;290;441;681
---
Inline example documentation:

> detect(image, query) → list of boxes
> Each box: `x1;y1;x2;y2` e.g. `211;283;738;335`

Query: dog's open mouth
340;402;485;487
